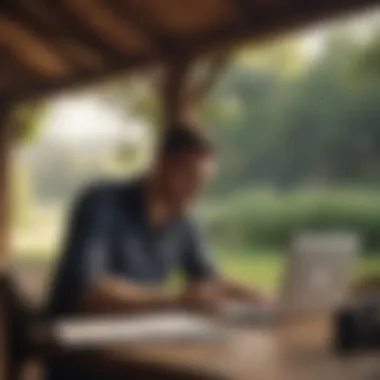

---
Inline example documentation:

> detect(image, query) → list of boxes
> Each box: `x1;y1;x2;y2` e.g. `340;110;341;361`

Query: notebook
52;312;223;347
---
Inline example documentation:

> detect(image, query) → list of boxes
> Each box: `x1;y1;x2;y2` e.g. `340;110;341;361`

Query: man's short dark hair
161;123;215;157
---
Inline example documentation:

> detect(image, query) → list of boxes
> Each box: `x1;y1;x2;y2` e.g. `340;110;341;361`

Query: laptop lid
276;232;361;318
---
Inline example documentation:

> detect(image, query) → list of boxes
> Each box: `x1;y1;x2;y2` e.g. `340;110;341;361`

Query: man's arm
80;276;180;315
181;220;268;311
194;277;268;303
50;187;181;317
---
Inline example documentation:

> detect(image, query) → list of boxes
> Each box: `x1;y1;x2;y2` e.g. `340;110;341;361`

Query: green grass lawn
213;248;380;292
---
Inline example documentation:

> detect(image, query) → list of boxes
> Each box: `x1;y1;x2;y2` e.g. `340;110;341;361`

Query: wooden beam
161;58;193;127
0;101;12;380
3;0;379;102
0;48;46;95
1;0;86;73
0;48;36;94
5;52;158;103
43;0;128;65
235;0;290;31
0;103;12;271
0;17;71;78
110;0;180;55
6;0;106;71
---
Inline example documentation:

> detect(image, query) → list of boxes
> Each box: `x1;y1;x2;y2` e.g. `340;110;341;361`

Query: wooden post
161;58;193;128
0;101;12;380
161;54;229;129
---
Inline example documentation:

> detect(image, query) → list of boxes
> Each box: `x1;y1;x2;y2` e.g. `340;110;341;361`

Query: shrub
202;187;380;252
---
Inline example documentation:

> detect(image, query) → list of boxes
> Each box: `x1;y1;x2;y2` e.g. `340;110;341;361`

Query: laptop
220;232;361;325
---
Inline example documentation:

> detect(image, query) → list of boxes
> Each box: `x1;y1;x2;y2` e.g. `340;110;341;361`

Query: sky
42;95;147;148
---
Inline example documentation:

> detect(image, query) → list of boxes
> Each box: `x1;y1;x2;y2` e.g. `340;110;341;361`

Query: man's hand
180;281;224;313
218;278;271;305
180;278;270;314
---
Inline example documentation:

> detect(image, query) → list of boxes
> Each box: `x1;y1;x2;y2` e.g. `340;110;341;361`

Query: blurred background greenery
10;11;380;296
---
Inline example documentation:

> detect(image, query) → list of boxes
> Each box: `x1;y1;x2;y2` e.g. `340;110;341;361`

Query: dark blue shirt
45;180;215;380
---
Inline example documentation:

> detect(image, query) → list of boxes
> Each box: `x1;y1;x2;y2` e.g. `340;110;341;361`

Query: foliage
11;162;32;226
204;30;380;194
11;100;48;144
202;187;380;252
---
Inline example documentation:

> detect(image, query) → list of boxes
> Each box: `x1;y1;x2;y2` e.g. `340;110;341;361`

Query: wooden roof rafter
0;0;379;103
236;0;285;21
0;19;71;80
45;0;130;66
2;0;86;75
106;0;181;56
5;53;155;104
0;0;122;79
55;0;166;60
1;0;112;73
0;47;45;101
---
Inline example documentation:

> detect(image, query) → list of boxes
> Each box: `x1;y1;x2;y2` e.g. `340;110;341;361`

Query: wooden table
31;315;380;380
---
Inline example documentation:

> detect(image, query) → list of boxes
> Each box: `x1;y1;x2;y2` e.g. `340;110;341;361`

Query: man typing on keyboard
46;124;264;379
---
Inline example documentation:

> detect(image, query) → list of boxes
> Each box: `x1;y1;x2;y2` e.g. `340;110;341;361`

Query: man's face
159;151;216;211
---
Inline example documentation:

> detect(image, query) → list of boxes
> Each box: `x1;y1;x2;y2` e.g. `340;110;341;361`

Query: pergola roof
1;0;379;103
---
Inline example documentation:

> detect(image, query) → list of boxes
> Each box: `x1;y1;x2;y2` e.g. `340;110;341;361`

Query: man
46;124;262;379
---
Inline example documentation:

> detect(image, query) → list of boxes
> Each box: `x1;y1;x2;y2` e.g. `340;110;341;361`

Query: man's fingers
180;283;223;313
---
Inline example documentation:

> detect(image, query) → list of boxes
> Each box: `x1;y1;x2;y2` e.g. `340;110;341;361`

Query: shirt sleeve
47;187;111;317
181;219;218;282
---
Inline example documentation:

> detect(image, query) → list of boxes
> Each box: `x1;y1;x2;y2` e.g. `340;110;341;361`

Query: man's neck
144;180;175;229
